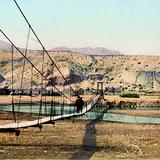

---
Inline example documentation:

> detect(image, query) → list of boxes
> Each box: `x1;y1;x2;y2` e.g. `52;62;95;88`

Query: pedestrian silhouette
75;96;84;113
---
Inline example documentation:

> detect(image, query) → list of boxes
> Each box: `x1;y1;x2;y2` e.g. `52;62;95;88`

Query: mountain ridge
0;40;11;51
0;40;122;56
51;47;122;56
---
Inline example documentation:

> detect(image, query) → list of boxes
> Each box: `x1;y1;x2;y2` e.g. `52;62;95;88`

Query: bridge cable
11;44;16;122
38;99;42;124
38;49;45;123
30;64;33;115
61;85;65;116
70;87;73;114
50;66;54;120
43;53;48;115
44;75;47;115
13;0;78;97
52;86;56;118
17;27;30;128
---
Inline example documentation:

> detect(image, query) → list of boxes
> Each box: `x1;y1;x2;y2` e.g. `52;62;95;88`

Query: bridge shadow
70;111;105;160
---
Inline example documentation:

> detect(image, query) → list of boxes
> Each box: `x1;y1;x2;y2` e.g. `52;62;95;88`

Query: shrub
0;60;9;67
0;88;11;95
120;93;140;98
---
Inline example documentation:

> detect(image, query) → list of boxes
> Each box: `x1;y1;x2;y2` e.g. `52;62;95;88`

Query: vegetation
0;60;9;67
0;88;10;95
43;92;61;96
120;93;140;98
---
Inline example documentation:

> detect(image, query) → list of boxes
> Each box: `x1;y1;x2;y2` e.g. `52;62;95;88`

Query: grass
120;93;140;98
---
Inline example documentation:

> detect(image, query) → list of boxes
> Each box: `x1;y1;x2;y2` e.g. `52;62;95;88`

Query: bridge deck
0;95;100;131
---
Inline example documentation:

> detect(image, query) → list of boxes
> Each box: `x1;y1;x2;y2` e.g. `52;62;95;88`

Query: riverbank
107;110;160;117
0;95;160;107
0;120;160;159
102;95;160;107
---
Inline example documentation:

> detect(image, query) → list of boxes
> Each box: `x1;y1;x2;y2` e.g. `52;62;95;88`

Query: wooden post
97;82;104;96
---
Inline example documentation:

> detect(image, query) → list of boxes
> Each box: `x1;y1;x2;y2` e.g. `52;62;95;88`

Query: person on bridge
75;96;84;113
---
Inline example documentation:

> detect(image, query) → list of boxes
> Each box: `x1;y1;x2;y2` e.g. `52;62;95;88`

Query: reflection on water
1;104;160;124
0;104;75;116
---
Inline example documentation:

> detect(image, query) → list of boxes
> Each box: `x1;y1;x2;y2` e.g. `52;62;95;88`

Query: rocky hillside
0;50;159;93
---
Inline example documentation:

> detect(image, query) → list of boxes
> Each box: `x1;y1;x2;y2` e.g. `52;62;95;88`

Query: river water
0;104;160;124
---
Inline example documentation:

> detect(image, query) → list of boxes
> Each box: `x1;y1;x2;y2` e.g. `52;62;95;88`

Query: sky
0;0;160;55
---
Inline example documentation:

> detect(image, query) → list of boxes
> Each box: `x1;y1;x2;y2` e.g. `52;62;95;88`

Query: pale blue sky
0;0;160;55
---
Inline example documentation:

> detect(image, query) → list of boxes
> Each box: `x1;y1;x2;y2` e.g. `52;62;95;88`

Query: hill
0;50;159;93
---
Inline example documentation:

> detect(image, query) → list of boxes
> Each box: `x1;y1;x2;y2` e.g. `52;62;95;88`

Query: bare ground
0;95;160;106
0;120;160;159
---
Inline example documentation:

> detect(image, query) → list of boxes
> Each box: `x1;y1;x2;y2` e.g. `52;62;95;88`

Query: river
0;104;160;124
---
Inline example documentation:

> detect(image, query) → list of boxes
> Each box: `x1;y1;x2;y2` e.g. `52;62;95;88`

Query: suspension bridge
0;0;102;136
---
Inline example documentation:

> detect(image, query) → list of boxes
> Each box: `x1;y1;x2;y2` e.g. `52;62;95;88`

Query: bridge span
0;95;101;134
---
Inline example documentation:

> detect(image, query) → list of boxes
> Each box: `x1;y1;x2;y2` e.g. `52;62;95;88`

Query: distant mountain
0;40;11;51
51;47;70;52
0;40;122;56
71;47;122;55
51;47;122;56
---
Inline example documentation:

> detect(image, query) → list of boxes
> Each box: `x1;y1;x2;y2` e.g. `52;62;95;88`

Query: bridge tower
96;81;104;96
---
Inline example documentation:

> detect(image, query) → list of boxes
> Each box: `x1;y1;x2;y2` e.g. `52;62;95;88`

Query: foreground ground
0;120;160;159
0;95;159;106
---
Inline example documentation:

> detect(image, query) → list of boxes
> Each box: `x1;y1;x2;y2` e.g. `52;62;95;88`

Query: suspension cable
17;27;31;125
38;99;42;124
30;64;33;115
40;49;44;118
61;85;65;116
44;79;47;114
50;66;54;120
13;0;78;97
11;44;16;122
0;29;74;103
